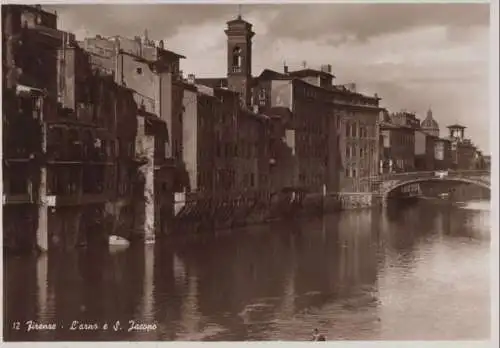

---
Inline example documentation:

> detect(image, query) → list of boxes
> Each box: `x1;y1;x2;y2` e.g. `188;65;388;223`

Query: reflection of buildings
179;269;201;337
336;211;378;292
141;246;155;323
277;233;297;319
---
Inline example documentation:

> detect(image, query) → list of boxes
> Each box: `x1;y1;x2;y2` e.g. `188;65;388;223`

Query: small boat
108;235;130;247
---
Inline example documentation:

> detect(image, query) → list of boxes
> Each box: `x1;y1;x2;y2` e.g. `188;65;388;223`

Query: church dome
421;108;439;130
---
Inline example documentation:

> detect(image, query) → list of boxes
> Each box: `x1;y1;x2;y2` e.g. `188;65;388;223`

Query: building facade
446;124;478;170
433;137;453;170
379;121;416;173
414;129;436;171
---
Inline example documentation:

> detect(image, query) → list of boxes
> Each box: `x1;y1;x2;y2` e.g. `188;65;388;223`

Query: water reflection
4;201;490;341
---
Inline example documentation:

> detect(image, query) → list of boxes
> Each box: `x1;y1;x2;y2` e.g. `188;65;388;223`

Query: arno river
4;200;491;341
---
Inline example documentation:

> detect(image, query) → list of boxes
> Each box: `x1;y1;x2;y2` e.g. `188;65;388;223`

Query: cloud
46;4;240;40
263;3;489;42
47;3;489;43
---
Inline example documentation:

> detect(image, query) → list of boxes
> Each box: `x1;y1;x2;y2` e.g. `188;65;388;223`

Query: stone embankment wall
172;190;380;232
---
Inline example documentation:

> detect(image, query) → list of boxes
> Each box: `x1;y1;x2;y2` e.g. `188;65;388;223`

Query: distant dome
421;108;439;136
421;109;439;129
421;117;439;129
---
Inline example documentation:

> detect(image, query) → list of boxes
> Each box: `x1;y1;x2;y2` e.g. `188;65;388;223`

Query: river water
3;200;491;341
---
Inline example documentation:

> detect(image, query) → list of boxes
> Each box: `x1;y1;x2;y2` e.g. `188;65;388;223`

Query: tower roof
447;124;466;129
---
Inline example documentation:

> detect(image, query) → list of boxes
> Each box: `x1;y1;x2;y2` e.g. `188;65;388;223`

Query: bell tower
225;12;254;107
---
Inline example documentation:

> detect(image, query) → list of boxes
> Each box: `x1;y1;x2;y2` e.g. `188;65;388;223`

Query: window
345;168;350;178
345;122;351;137
360;147;364;158
258;88;266;100
232;47;242;72
250;173;255;187
345;145;351;158
352;168;357;178
352;123;357;137
299;174;306;184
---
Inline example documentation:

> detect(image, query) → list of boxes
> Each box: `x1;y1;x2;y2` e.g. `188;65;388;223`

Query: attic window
136;67;143;74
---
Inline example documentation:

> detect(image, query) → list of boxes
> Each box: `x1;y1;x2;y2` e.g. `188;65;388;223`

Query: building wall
415;130;427;155
414;130;436;171
182;88;198;192
213;88;239;192
292;80;329;193
234;110;266;192
252;79;272;108
340;108;379;191
196;93;216;192
433;139;453;170
119;53;159;114
456;142;477;170
270;80;293;109
170;80;185;160
380;126;415;173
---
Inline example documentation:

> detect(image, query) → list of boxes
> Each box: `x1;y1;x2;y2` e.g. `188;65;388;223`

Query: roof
447;124;466;129
174;79;197;92
256;69;290;81
227;15;253;26
159;48;186;59
379;121;414;131
264;106;293;119
435;137;451;143
195;78;228;88
288;68;335;79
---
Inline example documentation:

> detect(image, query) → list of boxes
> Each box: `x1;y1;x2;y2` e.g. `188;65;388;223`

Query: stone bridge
360;170;491;200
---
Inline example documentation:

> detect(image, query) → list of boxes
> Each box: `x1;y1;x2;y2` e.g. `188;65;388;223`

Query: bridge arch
383;177;491;200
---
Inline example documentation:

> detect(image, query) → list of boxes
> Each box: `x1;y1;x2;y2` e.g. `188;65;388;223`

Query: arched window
232;46;242;72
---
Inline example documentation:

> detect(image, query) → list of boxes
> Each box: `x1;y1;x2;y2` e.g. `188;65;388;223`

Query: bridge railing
359;170;491;182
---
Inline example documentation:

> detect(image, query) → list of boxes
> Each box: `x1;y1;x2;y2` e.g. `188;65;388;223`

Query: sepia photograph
1;0;497;343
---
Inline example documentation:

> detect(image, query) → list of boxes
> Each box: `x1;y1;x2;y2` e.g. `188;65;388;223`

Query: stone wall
171;189;380;234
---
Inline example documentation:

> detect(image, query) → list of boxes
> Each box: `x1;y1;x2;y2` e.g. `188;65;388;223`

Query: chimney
320;64;332;73
158;40;164;49
187;74;195;84
283;64;289;74
345;83;356;92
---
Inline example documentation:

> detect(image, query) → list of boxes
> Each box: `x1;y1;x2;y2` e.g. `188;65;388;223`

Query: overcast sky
46;3;491;153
